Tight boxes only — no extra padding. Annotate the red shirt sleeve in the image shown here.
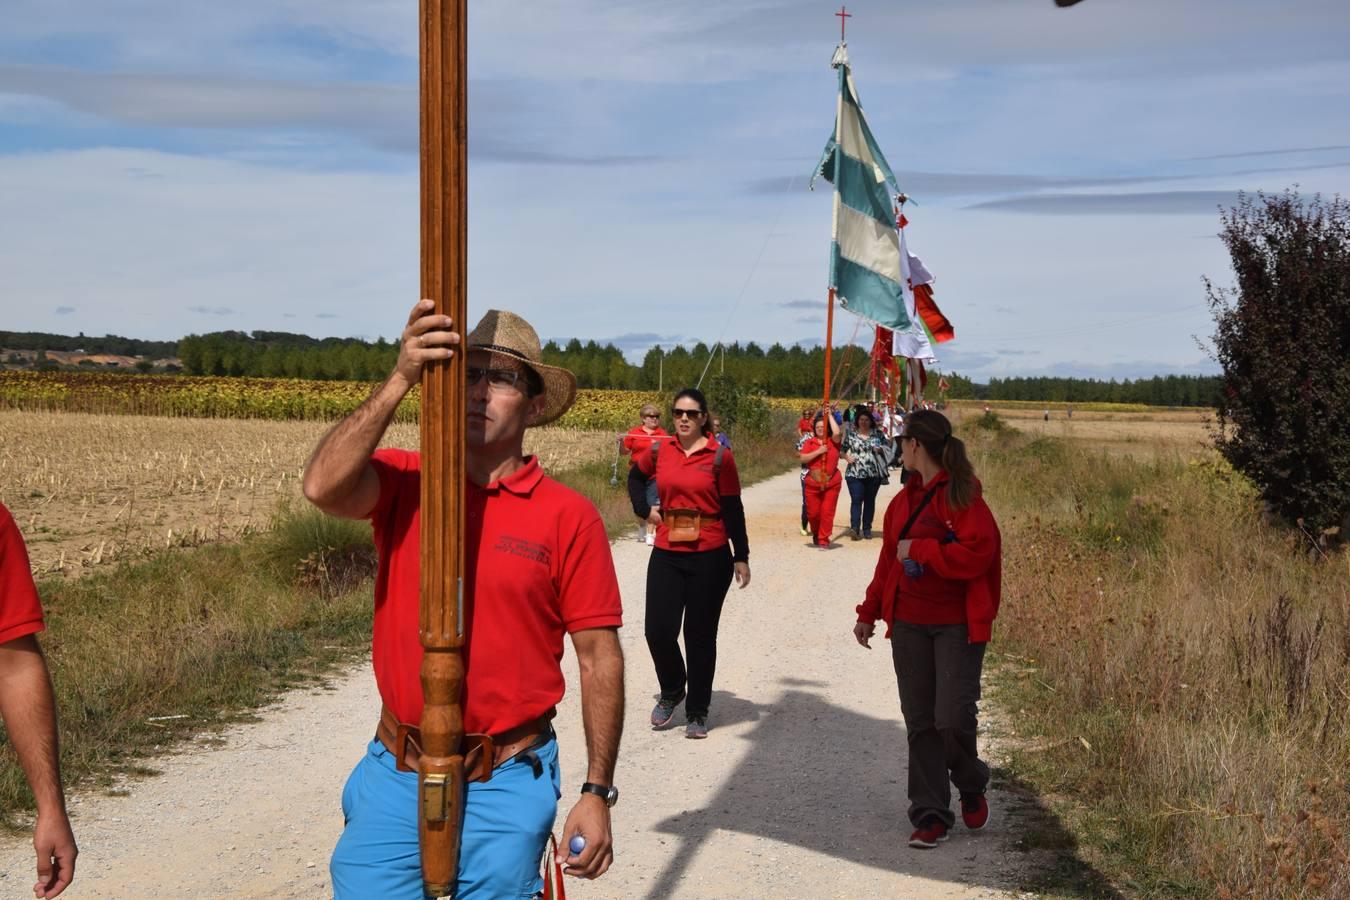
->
[0,505,45,645]
[906,496,1000,581]
[717,448,741,496]
[367,448,418,523]
[558,509,624,633]
[633,444,657,478]
[857,488,906,626]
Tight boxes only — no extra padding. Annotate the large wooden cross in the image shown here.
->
[417,0,467,897]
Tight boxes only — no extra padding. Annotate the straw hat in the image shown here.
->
[465,310,577,427]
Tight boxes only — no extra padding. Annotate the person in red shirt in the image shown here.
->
[852,409,1002,851]
[0,502,78,899]
[797,406,814,437]
[303,303,625,898]
[620,403,669,544]
[627,388,750,739]
[799,411,844,548]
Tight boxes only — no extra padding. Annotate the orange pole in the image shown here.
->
[823,286,836,413]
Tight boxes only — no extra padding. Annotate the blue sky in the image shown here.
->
[1,0,1347,380]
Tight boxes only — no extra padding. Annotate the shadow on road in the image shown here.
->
[645,681,1118,898]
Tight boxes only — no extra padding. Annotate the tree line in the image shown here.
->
[8,329,1221,407]
[0,330,178,359]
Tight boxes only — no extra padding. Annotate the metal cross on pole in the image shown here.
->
[835,4,852,42]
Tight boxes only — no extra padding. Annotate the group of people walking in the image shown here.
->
[796,403,897,545]
[0,302,1003,898]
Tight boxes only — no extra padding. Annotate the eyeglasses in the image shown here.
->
[670,408,704,419]
[466,366,530,395]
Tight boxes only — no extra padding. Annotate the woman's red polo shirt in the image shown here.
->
[633,439,741,553]
[622,426,668,457]
[366,450,623,734]
[0,502,44,645]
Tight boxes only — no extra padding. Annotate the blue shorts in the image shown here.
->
[331,737,561,899]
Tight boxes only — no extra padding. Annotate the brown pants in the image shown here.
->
[891,621,989,828]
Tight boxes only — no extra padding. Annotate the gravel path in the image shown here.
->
[1,468,1023,898]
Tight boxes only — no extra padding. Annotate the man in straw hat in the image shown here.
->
[303,301,625,898]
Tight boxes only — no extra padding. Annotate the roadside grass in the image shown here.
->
[965,423,1349,898]
[0,505,376,829]
[1,416,801,825]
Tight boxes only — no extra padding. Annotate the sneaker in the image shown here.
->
[685,715,708,739]
[635,526,645,542]
[650,692,685,728]
[960,793,990,831]
[799,524,811,536]
[908,818,949,849]
[863,529,873,539]
[849,528,861,541]
[645,531,655,546]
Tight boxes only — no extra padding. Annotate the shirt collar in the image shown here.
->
[479,456,543,496]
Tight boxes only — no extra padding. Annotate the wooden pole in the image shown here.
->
[418,0,467,896]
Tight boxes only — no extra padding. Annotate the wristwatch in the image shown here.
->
[580,782,619,808]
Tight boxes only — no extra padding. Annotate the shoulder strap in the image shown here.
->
[897,485,941,542]
[713,441,725,481]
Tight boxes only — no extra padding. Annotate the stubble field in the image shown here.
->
[0,410,617,576]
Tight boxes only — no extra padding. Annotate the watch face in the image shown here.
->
[606,786,619,808]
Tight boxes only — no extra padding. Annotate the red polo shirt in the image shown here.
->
[797,417,813,435]
[634,439,741,553]
[622,426,669,457]
[0,502,45,645]
[367,450,623,735]
[800,435,841,485]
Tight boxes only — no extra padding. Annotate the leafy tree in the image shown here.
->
[1208,190,1350,547]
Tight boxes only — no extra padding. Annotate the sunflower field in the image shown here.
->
[0,371,809,430]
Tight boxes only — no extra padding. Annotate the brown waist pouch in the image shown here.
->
[377,704,555,782]
[807,467,833,485]
[663,508,721,543]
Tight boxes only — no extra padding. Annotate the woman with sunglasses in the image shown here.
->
[852,410,1003,851]
[621,403,669,544]
[799,410,843,548]
[627,388,750,739]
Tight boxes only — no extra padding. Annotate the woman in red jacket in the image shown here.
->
[852,409,1002,851]
[799,411,843,548]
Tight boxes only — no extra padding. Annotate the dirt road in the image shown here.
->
[0,468,1023,898]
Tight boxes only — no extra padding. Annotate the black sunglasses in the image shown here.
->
[670,407,704,419]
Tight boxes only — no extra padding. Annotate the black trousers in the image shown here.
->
[645,545,734,719]
[891,621,990,827]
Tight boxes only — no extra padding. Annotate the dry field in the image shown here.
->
[951,404,1213,458]
[0,410,616,576]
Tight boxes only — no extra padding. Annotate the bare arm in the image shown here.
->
[0,635,76,898]
[573,627,624,786]
[302,299,459,519]
[556,627,624,879]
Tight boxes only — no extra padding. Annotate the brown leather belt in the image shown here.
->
[376,704,555,783]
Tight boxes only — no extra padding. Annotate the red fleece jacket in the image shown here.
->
[856,471,1003,643]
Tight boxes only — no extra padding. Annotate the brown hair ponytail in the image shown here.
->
[904,410,977,509]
